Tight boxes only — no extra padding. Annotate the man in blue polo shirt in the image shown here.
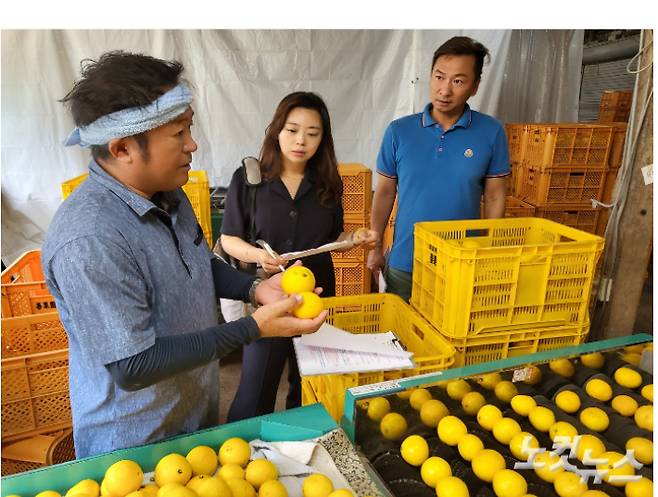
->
[368,36,510,301]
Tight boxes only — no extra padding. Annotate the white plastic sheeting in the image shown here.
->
[1,29,582,264]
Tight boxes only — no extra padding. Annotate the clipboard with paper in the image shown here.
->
[293,323,416,376]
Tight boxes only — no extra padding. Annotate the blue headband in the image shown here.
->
[63,84,193,148]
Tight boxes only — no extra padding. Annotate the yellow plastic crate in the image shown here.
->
[61,171,212,247]
[411,217,604,339]
[448,320,590,367]
[301,293,455,421]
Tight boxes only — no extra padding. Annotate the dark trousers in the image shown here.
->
[226,336,301,422]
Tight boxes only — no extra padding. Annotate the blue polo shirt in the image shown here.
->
[42,161,220,457]
[377,103,510,273]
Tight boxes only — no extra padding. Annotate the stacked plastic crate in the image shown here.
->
[1,251,75,475]
[598,90,633,123]
[332,164,373,296]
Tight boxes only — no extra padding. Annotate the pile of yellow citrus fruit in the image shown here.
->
[280,266,323,319]
[20,437,357,497]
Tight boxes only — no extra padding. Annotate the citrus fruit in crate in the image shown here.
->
[217,463,245,480]
[186,445,218,476]
[293,292,324,319]
[224,477,256,497]
[492,469,527,497]
[219,437,252,467]
[66,480,100,497]
[245,459,278,489]
[420,456,451,487]
[259,480,288,497]
[105,460,144,497]
[187,476,232,497]
[281,266,316,294]
[400,434,429,466]
[302,474,334,497]
[155,454,193,486]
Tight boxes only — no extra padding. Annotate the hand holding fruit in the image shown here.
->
[351,227,379,249]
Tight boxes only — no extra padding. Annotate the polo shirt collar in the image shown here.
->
[88,160,176,217]
[422,103,473,130]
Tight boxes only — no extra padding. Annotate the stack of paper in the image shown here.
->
[293,323,415,376]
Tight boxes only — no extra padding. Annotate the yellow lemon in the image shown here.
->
[66,480,100,497]
[509,432,539,461]
[281,266,315,294]
[555,390,581,413]
[186,445,218,476]
[155,454,193,487]
[224,478,256,497]
[532,451,564,483]
[461,391,486,415]
[472,449,506,482]
[579,407,609,432]
[380,412,407,440]
[409,388,433,410]
[302,474,334,497]
[36,493,62,497]
[523,366,543,386]
[259,480,288,497]
[245,459,277,490]
[511,395,537,416]
[640,383,652,402]
[492,469,527,497]
[553,471,588,497]
[100,480,110,497]
[575,434,607,462]
[625,477,653,497]
[477,404,503,431]
[293,292,324,319]
[420,456,451,488]
[634,404,653,430]
[435,476,470,497]
[157,484,184,497]
[437,415,467,446]
[458,434,484,462]
[621,353,641,366]
[396,389,413,399]
[624,344,645,354]
[596,451,635,487]
[141,486,159,497]
[366,397,390,422]
[493,417,522,445]
[611,395,639,416]
[187,477,231,497]
[626,437,653,465]
[446,380,472,401]
[327,491,353,497]
[580,352,605,369]
[550,359,575,377]
[105,460,144,497]
[495,381,519,403]
[549,421,578,443]
[400,435,429,466]
[528,406,556,432]
[478,372,502,390]
[585,378,613,402]
[420,399,449,427]
[581,492,610,497]
[614,367,643,389]
[218,437,252,467]
[217,463,245,480]
[157,487,195,497]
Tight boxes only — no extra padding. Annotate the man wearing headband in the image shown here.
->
[42,51,327,457]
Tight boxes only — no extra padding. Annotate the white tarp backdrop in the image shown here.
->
[1,29,583,264]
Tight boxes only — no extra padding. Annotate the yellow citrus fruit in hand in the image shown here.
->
[420,399,449,427]
[380,412,407,440]
[477,404,503,431]
[258,480,288,497]
[493,417,522,445]
[611,395,638,416]
[461,391,486,415]
[579,407,609,432]
[626,436,652,464]
[555,390,581,413]
[493,469,527,497]
[218,437,252,467]
[400,434,429,466]
[634,404,653,430]
[437,415,467,446]
[614,367,643,389]
[553,471,587,497]
[409,388,433,410]
[596,451,635,486]
[436,477,470,497]
[494,381,518,403]
[302,474,334,497]
[458,434,484,462]
[245,459,278,489]
[366,397,390,421]
[509,432,539,461]
[281,266,315,294]
[580,352,605,369]
[528,406,556,432]
[186,445,218,476]
[217,463,245,480]
[585,378,613,402]
[293,292,323,319]
[105,460,144,497]
[420,456,451,488]
[472,449,506,482]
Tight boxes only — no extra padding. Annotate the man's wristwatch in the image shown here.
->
[248,277,264,308]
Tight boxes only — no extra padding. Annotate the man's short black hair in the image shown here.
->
[60,51,185,162]
[431,36,490,81]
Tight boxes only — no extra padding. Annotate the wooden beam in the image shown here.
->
[592,30,653,339]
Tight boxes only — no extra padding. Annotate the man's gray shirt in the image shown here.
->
[42,161,220,457]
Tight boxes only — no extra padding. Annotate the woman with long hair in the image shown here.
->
[220,91,376,420]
